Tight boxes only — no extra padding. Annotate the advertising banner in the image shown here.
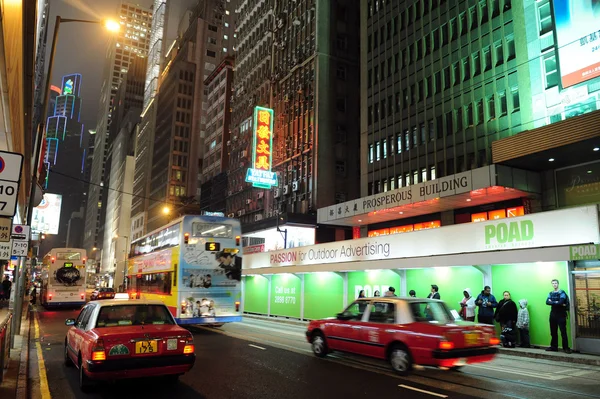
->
[31,193,62,234]
[178,216,242,319]
[554,0,600,87]
[246,206,600,269]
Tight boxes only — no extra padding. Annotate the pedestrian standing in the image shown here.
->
[475,286,498,325]
[516,299,530,348]
[460,288,476,321]
[546,279,571,353]
[2,276,11,301]
[408,290,416,297]
[427,284,440,299]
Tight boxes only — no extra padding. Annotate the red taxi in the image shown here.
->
[306,297,499,374]
[64,299,196,392]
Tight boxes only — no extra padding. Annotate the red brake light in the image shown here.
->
[80,293,85,300]
[48,293,52,300]
[489,337,501,345]
[92,339,106,361]
[184,233,190,244]
[439,341,454,350]
[235,301,240,312]
[183,336,194,354]
[82,257,86,265]
[51,257,55,264]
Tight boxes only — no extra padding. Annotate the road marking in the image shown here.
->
[468,363,571,380]
[399,384,448,398]
[34,314,52,399]
[249,344,266,350]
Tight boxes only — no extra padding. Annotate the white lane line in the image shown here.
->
[399,384,448,398]
[249,344,267,350]
[468,363,567,380]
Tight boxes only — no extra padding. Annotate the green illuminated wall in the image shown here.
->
[304,273,344,319]
[347,270,401,303]
[406,266,484,315]
[270,274,301,318]
[491,262,570,348]
[243,275,269,314]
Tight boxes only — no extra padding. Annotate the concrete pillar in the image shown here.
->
[299,274,305,320]
[473,265,492,290]
[398,269,407,296]
[240,276,245,313]
[334,272,349,307]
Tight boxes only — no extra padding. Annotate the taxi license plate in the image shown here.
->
[135,340,158,354]
[464,333,479,345]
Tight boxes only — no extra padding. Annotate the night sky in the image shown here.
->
[47,0,153,132]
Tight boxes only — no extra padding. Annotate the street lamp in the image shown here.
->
[13,15,119,347]
[162,206,171,215]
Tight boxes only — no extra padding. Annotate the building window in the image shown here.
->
[430,166,436,180]
[460,12,468,36]
[480,0,489,24]
[336,97,347,112]
[511,87,520,112]
[405,173,411,186]
[538,1,553,35]
[499,91,507,115]
[390,177,395,190]
[476,99,484,125]
[466,103,474,126]
[397,175,403,188]
[382,138,388,158]
[488,94,496,120]
[383,179,388,192]
[544,53,559,89]
[462,57,471,81]
[369,144,374,163]
[473,51,481,76]
[495,41,503,66]
[483,46,492,71]
[506,35,515,61]
[206,50,216,57]
[420,123,426,144]
[412,126,418,147]
[405,130,410,150]
[336,35,348,50]
[376,141,381,161]
[421,168,428,182]
[470,6,478,30]
[397,133,402,153]
[413,170,419,185]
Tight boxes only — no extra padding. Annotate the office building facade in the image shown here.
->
[85,1,151,257]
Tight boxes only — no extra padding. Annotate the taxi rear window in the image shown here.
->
[96,304,175,328]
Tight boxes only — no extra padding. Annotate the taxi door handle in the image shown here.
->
[352,326,362,330]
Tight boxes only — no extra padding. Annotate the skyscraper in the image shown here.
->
[37,74,86,253]
[84,1,152,256]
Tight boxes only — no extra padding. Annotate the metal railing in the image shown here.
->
[0,312,12,384]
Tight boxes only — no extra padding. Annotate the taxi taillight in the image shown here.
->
[489,337,501,345]
[439,340,454,350]
[92,339,106,361]
[80,293,85,300]
[183,337,195,354]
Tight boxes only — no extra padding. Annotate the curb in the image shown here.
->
[243,314,600,366]
[498,347,600,366]
[15,305,30,399]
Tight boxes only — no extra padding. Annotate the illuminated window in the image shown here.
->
[382,138,387,158]
[376,141,381,161]
[543,53,558,89]
[507,206,525,217]
[511,87,520,112]
[413,170,419,184]
[397,175,402,188]
[538,2,553,36]
[471,212,488,222]
[97,202,102,208]
[405,173,410,186]
[383,179,388,192]
[489,209,506,220]
[430,166,436,180]
[369,144,374,163]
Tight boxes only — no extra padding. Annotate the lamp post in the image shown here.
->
[11,16,120,347]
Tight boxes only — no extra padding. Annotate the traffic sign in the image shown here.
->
[0,150,23,217]
[11,224,30,241]
[0,241,11,260]
[11,240,28,257]
[0,217,11,242]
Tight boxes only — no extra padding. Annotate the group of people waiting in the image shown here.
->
[355,279,571,353]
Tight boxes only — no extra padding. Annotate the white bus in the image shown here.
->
[40,248,87,308]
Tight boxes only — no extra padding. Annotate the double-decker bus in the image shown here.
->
[40,248,87,307]
[127,215,242,325]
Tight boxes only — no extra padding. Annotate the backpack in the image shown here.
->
[563,291,570,311]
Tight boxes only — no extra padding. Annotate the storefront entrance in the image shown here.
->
[572,260,600,355]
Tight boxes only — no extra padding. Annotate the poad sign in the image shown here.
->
[245,106,278,189]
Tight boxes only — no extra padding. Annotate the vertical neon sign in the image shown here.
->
[245,106,278,188]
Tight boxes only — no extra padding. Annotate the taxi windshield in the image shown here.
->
[409,301,454,324]
[95,304,175,328]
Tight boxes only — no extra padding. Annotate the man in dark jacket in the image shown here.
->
[475,286,497,325]
[2,276,11,301]
[427,284,440,299]
[546,279,571,354]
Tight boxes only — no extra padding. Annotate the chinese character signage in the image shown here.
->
[554,1,600,88]
[245,106,278,189]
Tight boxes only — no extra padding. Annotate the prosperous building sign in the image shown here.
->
[245,107,278,189]
[554,1,600,88]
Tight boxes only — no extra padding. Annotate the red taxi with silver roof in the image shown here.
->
[306,297,499,374]
[64,299,195,392]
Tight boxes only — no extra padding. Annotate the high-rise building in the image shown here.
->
[200,56,234,213]
[38,74,86,253]
[84,1,152,257]
[144,0,236,232]
[100,56,146,284]
[228,0,361,242]
[317,0,600,237]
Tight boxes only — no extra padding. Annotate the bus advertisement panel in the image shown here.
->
[177,216,242,324]
[40,248,87,307]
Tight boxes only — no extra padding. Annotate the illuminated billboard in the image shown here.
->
[554,1,600,88]
[245,106,278,189]
[31,193,63,235]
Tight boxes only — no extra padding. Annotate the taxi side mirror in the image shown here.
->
[65,319,76,326]
[336,312,351,321]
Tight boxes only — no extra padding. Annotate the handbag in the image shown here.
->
[495,300,507,322]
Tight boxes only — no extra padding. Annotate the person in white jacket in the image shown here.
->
[460,288,476,321]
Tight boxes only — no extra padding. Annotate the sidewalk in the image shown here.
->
[243,314,600,366]
[0,302,30,399]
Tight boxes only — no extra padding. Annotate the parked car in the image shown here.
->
[64,300,196,392]
[90,288,115,301]
[306,297,499,374]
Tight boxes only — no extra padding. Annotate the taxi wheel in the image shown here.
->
[311,332,328,358]
[78,357,93,392]
[64,341,73,367]
[450,366,464,371]
[389,344,412,375]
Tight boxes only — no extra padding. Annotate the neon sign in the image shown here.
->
[245,106,278,188]
[63,79,74,95]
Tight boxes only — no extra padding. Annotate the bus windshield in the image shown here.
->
[191,223,233,238]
